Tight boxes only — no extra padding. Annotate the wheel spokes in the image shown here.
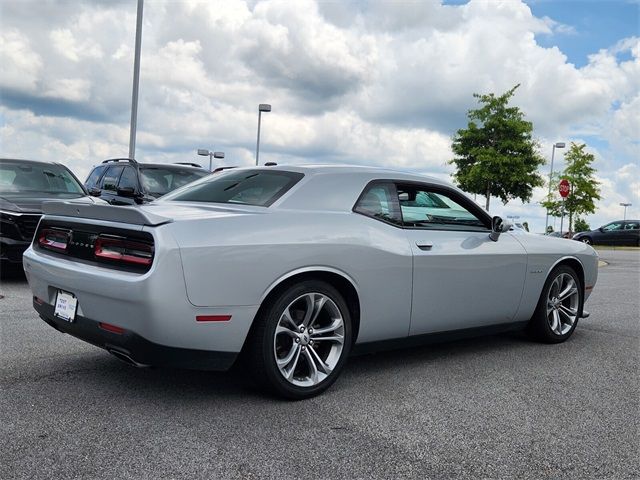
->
[273,291,345,387]
[302,294,327,328]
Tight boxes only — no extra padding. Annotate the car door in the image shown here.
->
[395,182,528,336]
[98,165,124,204]
[597,221,625,245]
[623,221,640,246]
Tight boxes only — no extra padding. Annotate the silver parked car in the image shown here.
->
[23,165,598,398]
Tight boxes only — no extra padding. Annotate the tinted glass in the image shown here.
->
[398,185,486,230]
[85,165,106,189]
[118,167,138,191]
[0,160,85,194]
[354,182,402,225]
[140,167,208,196]
[603,222,624,232]
[163,169,303,207]
[101,166,124,192]
[624,222,639,230]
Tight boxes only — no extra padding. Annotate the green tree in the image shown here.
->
[450,84,545,211]
[541,142,601,233]
[574,217,590,232]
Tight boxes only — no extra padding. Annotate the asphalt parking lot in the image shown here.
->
[1,249,638,479]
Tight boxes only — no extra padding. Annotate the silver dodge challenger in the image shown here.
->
[23,165,598,399]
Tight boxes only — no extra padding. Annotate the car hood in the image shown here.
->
[0,192,95,213]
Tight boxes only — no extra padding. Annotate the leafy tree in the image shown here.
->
[541,142,601,233]
[450,84,545,210]
[574,218,590,232]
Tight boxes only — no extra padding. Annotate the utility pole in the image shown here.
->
[128,0,144,159]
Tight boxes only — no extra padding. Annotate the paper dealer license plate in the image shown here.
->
[54,290,78,322]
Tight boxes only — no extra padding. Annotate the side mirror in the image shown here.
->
[88,187,101,197]
[489,216,512,242]
[117,186,136,198]
[598,227,604,232]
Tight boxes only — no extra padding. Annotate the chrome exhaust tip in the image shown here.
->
[107,348,150,368]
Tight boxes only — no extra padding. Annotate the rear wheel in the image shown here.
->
[528,265,583,343]
[247,280,352,399]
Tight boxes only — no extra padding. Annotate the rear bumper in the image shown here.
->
[34,299,237,370]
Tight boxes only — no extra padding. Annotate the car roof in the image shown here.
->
[0,158,69,169]
[233,163,450,186]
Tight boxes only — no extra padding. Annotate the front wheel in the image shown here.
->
[528,265,583,343]
[247,280,352,399]
[580,237,592,245]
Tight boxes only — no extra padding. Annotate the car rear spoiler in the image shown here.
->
[41,201,172,226]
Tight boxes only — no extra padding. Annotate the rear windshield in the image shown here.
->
[140,167,209,196]
[0,161,85,194]
[162,169,304,207]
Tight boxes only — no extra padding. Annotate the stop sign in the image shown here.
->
[559,179,570,198]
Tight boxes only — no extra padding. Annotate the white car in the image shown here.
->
[23,165,598,398]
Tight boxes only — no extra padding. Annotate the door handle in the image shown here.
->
[416,242,433,250]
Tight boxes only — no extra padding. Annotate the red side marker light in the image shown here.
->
[196,315,232,322]
[99,322,126,334]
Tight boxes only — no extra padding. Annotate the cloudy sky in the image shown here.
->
[1,0,638,232]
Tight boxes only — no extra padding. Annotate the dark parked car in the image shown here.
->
[0,158,100,264]
[573,220,640,246]
[85,158,209,205]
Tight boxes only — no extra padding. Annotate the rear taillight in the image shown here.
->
[94,235,154,266]
[38,228,70,253]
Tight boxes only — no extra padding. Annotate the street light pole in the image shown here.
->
[545,142,565,232]
[128,0,144,160]
[197,149,224,171]
[255,104,271,166]
[620,202,632,221]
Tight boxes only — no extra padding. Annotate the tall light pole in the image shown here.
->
[255,103,271,165]
[128,0,144,160]
[544,142,566,232]
[197,149,225,171]
[620,202,632,221]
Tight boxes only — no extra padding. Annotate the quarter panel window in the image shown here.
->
[354,182,402,226]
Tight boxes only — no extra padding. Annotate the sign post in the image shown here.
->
[559,179,570,236]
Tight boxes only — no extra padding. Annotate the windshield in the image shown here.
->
[162,169,304,207]
[0,161,85,195]
[140,167,209,196]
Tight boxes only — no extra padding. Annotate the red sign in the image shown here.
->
[559,179,570,198]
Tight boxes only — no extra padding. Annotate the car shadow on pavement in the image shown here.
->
[11,331,531,402]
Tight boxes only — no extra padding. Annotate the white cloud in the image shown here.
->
[0,29,42,91]
[0,0,637,231]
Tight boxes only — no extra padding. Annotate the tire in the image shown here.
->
[246,280,352,399]
[580,237,592,245]
[528,265,583,343]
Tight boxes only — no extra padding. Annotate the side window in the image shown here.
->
[118,167,138,191]
[85,165,106,189]
[603,222,624,232]
[625,222,639,230]
[354,182,402,226]
[100,166,124,192]
[397,184,488,231]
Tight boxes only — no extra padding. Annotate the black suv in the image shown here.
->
[1,158,93,264]
[85,158,209,205]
